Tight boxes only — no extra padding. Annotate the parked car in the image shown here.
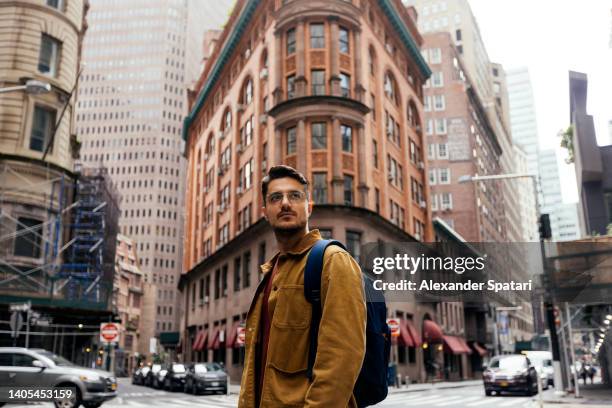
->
[131,366,150,386]
[163,363,187,391]
[153,366,168,389]
[483,354,539,396]
[184,362,227,395]
[144,364,162,387]
[523,351,554,388]
[0,347,117,408]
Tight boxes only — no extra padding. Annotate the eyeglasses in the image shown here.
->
[266,190,306,205]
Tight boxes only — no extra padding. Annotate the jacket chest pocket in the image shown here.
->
[271,285,311,329]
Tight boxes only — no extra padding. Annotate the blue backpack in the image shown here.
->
[304,239,391,407]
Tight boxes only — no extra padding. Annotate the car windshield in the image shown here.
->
[194,363,222,373]
[151,364,161,372]
[35,351,74,367]
[489,356,527,370]
[172,364,186,373]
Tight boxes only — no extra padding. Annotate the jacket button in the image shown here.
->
[273,286,278,291]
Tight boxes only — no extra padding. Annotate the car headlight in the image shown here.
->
[79,375,100,382]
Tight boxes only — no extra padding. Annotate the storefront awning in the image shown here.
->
[226,322,241,348]
[443,335,470,354]
[397,320,415,347]
[405,319,422,347]
[471,342,488,356]
[211,326,225,350]
[423,319,444,343]
[193,330,208,352]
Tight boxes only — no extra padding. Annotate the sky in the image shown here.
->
[469,0,612,203]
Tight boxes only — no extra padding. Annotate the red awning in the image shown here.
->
[405,319,422,347]
[397,320,415,347]
[226,322,241,348]
[194,330,208,352]
[210,327,223,350]
[471,342,488,356]
[456,337,472,354]
[443,335,469,354]
[423,319,444,343]
[192,331,203,351]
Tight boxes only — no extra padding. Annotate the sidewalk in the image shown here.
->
[539,383,612,406]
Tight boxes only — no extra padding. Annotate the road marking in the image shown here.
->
[498,398,529,406]
[466,397,499,406]
[434,396,483,406]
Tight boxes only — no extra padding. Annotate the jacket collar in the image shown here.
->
[259,229,322,275]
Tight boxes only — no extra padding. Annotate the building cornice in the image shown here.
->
[183,0,430,143]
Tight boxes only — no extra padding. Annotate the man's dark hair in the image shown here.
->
[261,165,309,203]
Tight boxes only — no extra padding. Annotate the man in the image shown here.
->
[238,165,366,408]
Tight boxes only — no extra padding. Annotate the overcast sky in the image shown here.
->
[469,0,612,203]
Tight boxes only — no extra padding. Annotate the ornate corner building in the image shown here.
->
[180,0,451,383]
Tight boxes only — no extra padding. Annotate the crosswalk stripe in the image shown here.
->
[466,397,498,406]
[434,396,483,406]
[498,398,528,406]
[384,392,424,401]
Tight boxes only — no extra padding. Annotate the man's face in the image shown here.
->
[262,177,312,232]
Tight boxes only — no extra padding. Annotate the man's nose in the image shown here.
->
[280,195,292,207]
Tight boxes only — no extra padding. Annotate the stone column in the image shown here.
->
[328,16,341,97]
[273,31,283,104]
[296,119,307,174]
[295,19,307,97]
[331,117,344,204]
[356,124,369,207]
[353,28,365,103]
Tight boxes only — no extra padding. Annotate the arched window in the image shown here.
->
[205,133,215,155]
[368,46,376,76]
[261,49,268,69]
[222,108,232,132]
[407,99,419,128]
[242,78,253,104]
[384,72,398,105]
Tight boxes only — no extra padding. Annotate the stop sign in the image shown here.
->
[386,318,400,337]
[237,325,246,346]
[100,323,121,344]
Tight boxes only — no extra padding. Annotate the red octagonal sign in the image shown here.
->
[100,323,121,344]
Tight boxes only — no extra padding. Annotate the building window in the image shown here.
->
[243,251,251,289]
[311,70,325,95]
[310,23,325,48]
[341,125,352,153]
[46,0,64,10]
[423,96,431,112]
[243,79,253,104]
[233,257,241,292]
[438,143,448,159]
[311,122,327,149]
[287,28,296,54]
[286,127,296,154]
[384,72,397,104]
[441,193,453,210]
[429,48,442,64]
[375,188,380,213]
[319,229,333,239]
[439,168,450,184]
[455,29,462,41]
[343,175,353,205]
[429,169,437,185]
[346,230,361,262]
[372,139,378,168]
[369,47,376,75]
[432,72,444,87]
[339,27,349,53]
[313,172,327,204]
[223,109,232,132]
[426,119,434,135]
[435,118,447,134]
[287,75,296,99]
[38,34,60,76]
[433,95,446,111]
[14,218,43,258]
[340,73,350,98]
[30,105,56,152]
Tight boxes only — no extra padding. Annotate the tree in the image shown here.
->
[559,125,574,164]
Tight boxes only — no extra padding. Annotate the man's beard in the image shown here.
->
[272,219,306,235]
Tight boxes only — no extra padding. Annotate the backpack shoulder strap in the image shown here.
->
[304,239,346,380]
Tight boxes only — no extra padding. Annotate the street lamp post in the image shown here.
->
[0,79,51,95]
[459,173,565,395]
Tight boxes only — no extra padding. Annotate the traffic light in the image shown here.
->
[539,214,552,240]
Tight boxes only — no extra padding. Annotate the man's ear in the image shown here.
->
[261,205,268,221]
[307,200,313,217]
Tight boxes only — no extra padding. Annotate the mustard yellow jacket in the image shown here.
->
[238,229,366,408]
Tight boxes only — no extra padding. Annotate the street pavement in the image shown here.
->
[4,379,609,407]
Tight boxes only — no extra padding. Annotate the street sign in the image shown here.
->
[9,312,23,338]
[149,337,157,354]
[387,318,400,338]
[100,322,121,344]
[9,302,30,312]
[237,325,246,346]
